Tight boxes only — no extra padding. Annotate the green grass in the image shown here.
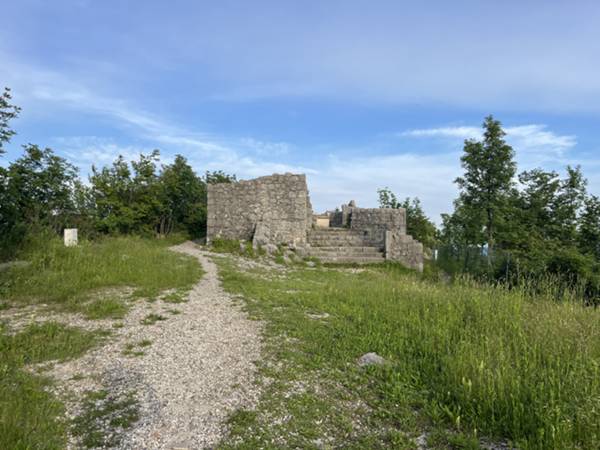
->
[0,235,203,313]
[0,235,203,448]
[140,313,167,325]
[122,339,152,357]
[71,389,139,448]
[81,296,129,320]
[215,256,600,449]
[0,322,103,450]
[211,237,265,258]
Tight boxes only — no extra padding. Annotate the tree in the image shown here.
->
[205,170,236,184]
[0,145,80,256]
[455,115,516,257]
[90,150,165,235]
[160,155,207,237]
[579,195,600,260]
[0,87,21,155]
[377,187,400,209]
[90,155,136,234]
[377,187,438,249]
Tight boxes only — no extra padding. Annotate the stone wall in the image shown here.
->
[207,173,311,246]
[332,202,423,270]
[385,231,424,271]
[348,207,406,246]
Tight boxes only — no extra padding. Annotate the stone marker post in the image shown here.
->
[64,228,78,247]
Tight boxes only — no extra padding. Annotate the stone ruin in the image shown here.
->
[207,173,424,271]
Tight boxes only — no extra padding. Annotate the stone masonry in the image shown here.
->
[207,174,312,247]
[207,173,424,271]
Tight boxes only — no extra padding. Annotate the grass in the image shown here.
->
[0,234,203,448]
[141,313,167,325]
[71,389,139,448]
[215,256,600,449]
[0,235,203,314]
[211,237,266,258]
[82,296,129,320]
[0,322,103,450]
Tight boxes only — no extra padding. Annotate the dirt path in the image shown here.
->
[51,242,263,449]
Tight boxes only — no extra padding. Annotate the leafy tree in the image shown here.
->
[160,155,207,237]
[90,155,136,234]
[377,187,400,209]
[0,87,21,155]
[455,115,516,257]
[377,187,438,249]
[90,150,165,235]
[0,145,79,257]
[579,195,600,260]
[205,170,236,184]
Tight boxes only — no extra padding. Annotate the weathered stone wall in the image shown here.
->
[207,173,311,246]
[348,207,406,246]
[385,231,424,271]
[332,203,423,271]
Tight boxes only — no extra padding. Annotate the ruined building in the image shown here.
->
[207,173,424,271]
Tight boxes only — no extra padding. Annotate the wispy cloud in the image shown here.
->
[401,124,577,161]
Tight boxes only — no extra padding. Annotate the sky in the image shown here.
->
[2,0,600,222]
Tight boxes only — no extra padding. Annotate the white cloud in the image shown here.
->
[401,127,481,140]
[307,151,460,222]
[402,124,577,163]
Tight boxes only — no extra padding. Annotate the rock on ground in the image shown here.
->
[357,352,386,367]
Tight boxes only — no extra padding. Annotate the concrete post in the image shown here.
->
[64,228,78,247]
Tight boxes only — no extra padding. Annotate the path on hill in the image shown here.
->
[120,241,263,449]
[50,241,262,450]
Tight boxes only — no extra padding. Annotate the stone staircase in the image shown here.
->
[307,228,385,264]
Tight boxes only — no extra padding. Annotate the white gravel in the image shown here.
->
[48,241,263,449]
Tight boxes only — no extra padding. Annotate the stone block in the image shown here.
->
[64,228,78,247]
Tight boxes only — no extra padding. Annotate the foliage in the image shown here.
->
[160,155,207,237]
[440,116,600,302]
[0,87,21,155]
[0,145,81,259]
[377,187,438,249]
[578,194,600,260]
[216,256,600,450]
[454,115,516,255]
[205,169,237,184]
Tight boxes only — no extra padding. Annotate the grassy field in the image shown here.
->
[215,257,600,449]
[0,235,203,450]
[0,235,202,315]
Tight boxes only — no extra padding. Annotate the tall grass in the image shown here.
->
[0,235,202,309]
[218,259,600,449]
[0,322,103,449]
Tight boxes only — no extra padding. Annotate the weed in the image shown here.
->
[162,290,188,304]
[140,313,167,325]
[82,296,130,320]
[71,389,139,448]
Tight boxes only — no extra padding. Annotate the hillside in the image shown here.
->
[2,238,599,449]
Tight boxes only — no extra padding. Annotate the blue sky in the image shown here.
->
[2,0,600,221]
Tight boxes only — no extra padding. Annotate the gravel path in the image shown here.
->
[49,242,263,449]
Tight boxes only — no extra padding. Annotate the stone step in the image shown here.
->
[309,228,362,233]
[308,239,372,247]
[308,246,383,255]
[316,255,385,264]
